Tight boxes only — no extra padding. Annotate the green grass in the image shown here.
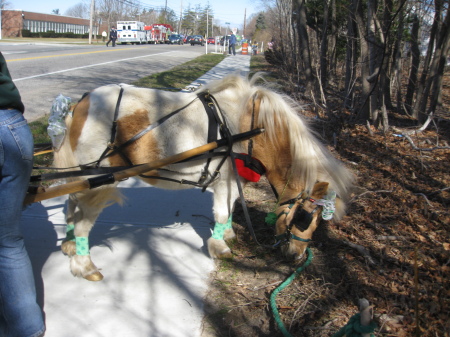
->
[29,117,52,168]
[29,117,51,144]
[132,53,226,90]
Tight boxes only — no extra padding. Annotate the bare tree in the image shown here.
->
[411,0,443,121]
[354,0,371,122]
[65,3,89,19]
[426,6,450,116]
[294,0,316,95]
[0,0,11,9]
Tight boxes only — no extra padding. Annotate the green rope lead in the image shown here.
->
[270,247,314,337]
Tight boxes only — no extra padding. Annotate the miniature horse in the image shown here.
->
[53,74,354,281]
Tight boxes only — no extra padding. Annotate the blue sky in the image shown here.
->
[10,0,265,31]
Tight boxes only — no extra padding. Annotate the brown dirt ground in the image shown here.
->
[200,69,450,336]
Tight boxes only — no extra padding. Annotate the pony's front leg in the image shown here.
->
[207,182,238,259]
[207,215,235,259]
[62,193,105,281]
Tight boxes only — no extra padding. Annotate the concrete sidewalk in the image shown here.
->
[22,54,251,337]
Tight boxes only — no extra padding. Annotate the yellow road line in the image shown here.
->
[8,48,130,62]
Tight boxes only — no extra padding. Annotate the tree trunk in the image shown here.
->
[295,0,316,94]
[427,6,450,115]
[344,2,357,109]
[354,0,371,121]
[412,0,442,120]
[381,0,394,110]
[367,0,379,123]
[405,14,420,113]
[320,0,330,87]
[329,0,337,77]
[393,5,404,113]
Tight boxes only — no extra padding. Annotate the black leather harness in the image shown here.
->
[31,88,265,189]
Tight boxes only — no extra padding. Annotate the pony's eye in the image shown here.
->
[294,209,313,231]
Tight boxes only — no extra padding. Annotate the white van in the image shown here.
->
[117,21,148,44]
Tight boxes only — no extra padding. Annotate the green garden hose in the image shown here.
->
[270,247,313,337]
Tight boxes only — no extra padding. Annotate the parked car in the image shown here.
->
[184,35,192,43]
[207,37,215,44]
[189,35,205,46]
[167,34,184,44]
[220,35,231,46]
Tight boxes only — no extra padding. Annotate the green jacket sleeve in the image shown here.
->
[0,52,25,113]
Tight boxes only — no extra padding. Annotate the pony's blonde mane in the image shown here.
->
[200,74,354,206]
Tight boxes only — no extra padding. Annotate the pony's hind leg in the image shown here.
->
[61,194,78,257]
[69,195,104,281]
[64,187,120,281]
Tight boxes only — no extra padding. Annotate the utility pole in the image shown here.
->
[178,0,182,33]
[205,10,208,54]
[164,0,168,23]
[243,8,246,39]
[89,0,94,44]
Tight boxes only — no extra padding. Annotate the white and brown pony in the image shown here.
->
[53,74,354,281]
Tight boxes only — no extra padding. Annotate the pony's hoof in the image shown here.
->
[217,250,233,260]
[84,271,104,282]
[207,238,233,259]
[61,240,76,257]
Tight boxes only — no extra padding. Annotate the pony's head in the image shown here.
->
[272,182,344,261]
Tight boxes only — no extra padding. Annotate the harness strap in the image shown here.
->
[95,89,199,168]
[197,92,231,191]
[275,232,312,243]
[197,92,224,187]
[96,86,124,167]
[110,87,124,145]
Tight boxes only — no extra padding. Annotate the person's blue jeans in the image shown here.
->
[0,109,45,337]
[229,43,236,55]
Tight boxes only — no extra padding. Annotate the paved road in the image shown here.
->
[1,42,208,122]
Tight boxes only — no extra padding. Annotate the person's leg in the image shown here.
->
[112,38,116,47]
[106,38,110,46]
[0,110,45,337]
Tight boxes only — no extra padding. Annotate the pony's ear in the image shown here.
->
[311,182,329,199]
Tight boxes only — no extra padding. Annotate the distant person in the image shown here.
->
[229,32,237,56]
[0,52,46,337]
[252,41,258,55]
[102,30,107,42]
[106,26,118,47]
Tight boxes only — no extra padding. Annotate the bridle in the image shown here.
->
[273,192,321,248]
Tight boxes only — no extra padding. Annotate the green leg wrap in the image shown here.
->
[212,215,233,240]
[65,224,75,242]
[75,236,90,256]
